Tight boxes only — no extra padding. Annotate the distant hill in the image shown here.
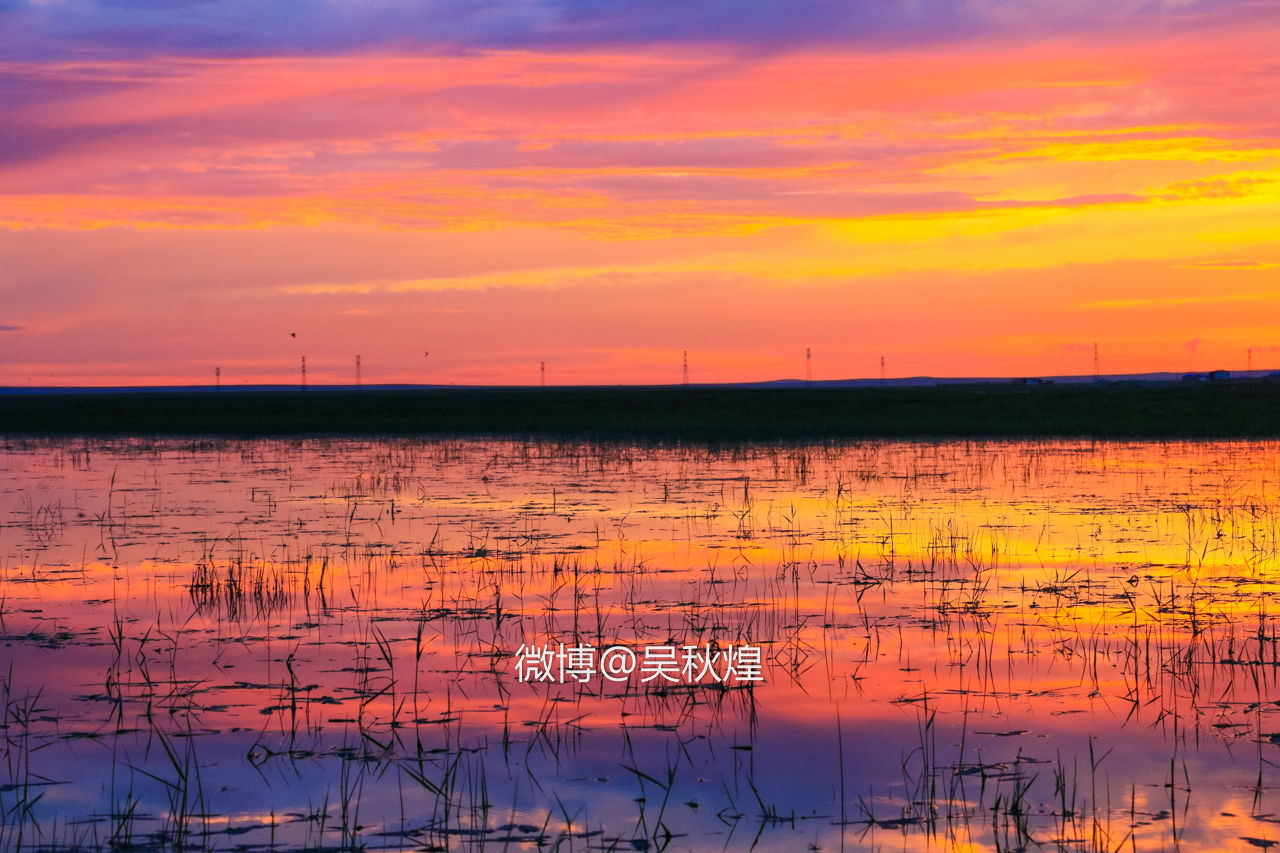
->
[0,369,1264,395]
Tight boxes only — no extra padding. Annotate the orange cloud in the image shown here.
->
[3,22,1280,384]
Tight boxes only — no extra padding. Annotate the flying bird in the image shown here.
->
[290,332,296,338]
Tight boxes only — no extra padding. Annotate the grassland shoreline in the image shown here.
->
[3,382,1279,439]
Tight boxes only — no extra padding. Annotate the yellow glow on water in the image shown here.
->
[6,437,1280,850]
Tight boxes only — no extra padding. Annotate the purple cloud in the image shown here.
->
[1,0,1273,60]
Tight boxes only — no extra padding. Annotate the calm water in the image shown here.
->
[3,437,1280,851]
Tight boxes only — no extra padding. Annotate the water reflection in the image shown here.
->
[2,438,1280,850]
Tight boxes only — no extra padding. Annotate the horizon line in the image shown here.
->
[0,367,1267,394]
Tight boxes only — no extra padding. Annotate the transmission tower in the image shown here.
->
[682,351,689,386]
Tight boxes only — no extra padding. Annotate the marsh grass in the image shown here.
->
[2,437,1280,849]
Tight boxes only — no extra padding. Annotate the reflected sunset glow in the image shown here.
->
[3,438,1280,849]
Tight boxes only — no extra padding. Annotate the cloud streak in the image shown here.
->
[1,1,1279,384]
[1,0,1273,59]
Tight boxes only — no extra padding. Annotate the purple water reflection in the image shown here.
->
[2,438,1280,850]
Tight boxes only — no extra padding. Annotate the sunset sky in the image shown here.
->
[2,0,1279,386]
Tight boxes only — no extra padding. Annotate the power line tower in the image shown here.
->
[805,347,812,382]
[355,355,361,387]
[880,355,885,387]
[301,356,307,389]
[682,350,689,386]
[1093,343,1100,380]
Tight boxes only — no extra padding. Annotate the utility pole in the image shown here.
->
[1249,347,1254,374]
[880,355,885,387]
[805,347,812,382]
[682,351,689,386]
[301,356,307,389]
[355,355,361,387]
[1093,343,1100,380]
[540,361,546,387]
[215,366,220,388]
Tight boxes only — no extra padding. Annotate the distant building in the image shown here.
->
[1208,369,1231,382]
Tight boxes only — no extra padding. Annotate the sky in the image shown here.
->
[1,0,1279,386]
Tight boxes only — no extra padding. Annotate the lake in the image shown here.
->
[2,437,1279,851]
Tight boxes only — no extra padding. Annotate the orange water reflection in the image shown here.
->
[3,438,1280,850]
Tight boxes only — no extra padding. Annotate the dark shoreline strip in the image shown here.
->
[2,384,1278,440]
